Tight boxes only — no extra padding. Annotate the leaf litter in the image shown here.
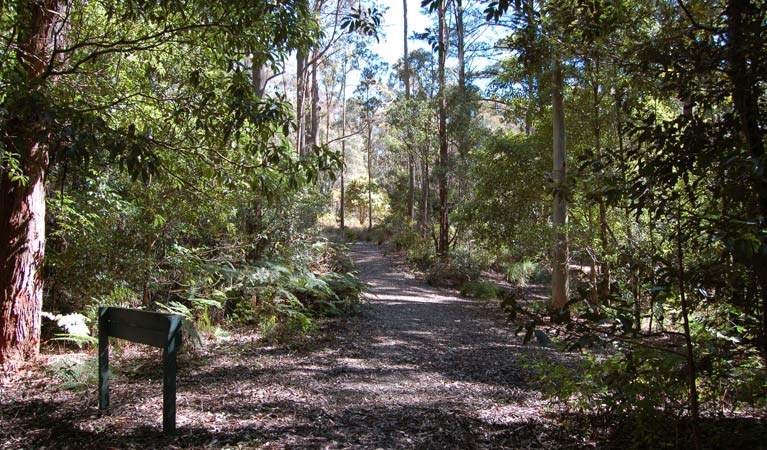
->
[2,241,589,449]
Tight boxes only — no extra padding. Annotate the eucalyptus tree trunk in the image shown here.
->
[252,61,270,98]
[421,115,431,239]
[339,56,348,230]
[367,119,373,231]
[437,0,449,256]
[421,156,430,237]
[589,56,610,302]
[1,0,64,368]
[309,46,321,149]
[551,55,569,311]
[404,0,415,223]
[455,0,465,91]
[296,50,308,155]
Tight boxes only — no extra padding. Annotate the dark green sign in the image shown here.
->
[98,307,183,434]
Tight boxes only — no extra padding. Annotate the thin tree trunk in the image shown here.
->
[340,55,348,230]
[367,120,373,231]
[588,208,599,306]
[404,0,415,223]
[296,50,307,155]
[455,0,465,91]
[437,0,449,256]
[592,57,610,302]
[525,70,535,136]
[421,146,430,239]
[676,206,702,450]
[551,55,569,311]
[309,46,320,149]
[252,61,270,98]
[524,0,536,137]
[1,0,64,368]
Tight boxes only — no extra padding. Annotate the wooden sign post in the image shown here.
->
[98,307,183,434]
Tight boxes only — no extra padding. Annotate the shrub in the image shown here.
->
[506,260,540,286]
[427,259,472,288]
[223,258,364,334]
[460,281,498,300]
[47,355,99,391]
[407,238,435,270]
[390,226,420,253]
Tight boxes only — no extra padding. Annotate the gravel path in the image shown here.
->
[302,241,551,448]
[1,241,558,449]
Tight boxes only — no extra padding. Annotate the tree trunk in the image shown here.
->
[525,70,535,136]
[437,0,449,256]
[551,55,569,311]
[0,140,47,368]
[296,50,308,156]
[367,120,373,231]
[404,0,415,223]
[309,46,321,150]
[725,0,767,359]
[591,58,610,302]
[252,61,270,98]
[1,0,64,368]
[676,207,702,450]
[421,145,430,239]
[455,0,465,91]
[339,56,348,230]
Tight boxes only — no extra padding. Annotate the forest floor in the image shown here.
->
[4,242,761,449]
[1,241,578,449]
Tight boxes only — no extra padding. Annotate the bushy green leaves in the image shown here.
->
[340,6,383,42]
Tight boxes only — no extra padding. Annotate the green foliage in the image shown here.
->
[2,0,357,356]
[0,150,27,186]
[384,218,421,252]
[505,260,541,287]
[340,6,383,42]
[47,356,99,391]
[460,281,498,300]
[530,348,691,448]
[219,240,364,335]
[155,298,221,350]
[426,249,488,288]
[406,238,436,269]
[455,132,550,261]
[344,177,388,227]
[319,272,366,315]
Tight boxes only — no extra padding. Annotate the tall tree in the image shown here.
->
[0,0,321,368]
[550,54,568,310]
[0,0,65,366]
[437,0,450,256]
[339,53,349,229]
[404,0,416,223]
[354,62,385,230]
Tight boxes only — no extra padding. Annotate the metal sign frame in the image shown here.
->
[98,306,183,434]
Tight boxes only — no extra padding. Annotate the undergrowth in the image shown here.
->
[45,238,365,350]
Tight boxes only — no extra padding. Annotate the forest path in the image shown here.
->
[197,240,549,448]
[1,242,559,449]
[298,240,549,448]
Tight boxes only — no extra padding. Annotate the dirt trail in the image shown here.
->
[1,242,557,449]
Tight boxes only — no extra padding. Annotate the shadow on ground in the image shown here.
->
[2,242,765,449]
